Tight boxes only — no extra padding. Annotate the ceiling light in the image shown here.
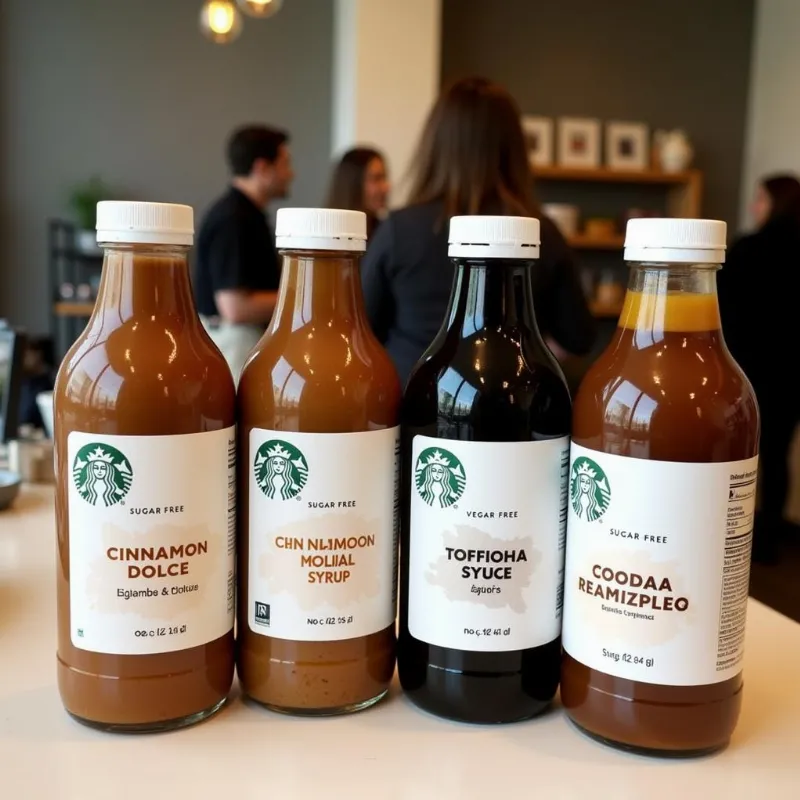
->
[199,1,243,44]
[237,0,283,18]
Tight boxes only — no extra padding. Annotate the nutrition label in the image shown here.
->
[716,466,758,673]
[557,446,569,615]
[227,434,236,617]
[391,433,401,609]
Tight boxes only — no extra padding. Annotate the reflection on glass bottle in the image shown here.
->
[561,218,760,756]
[399,216,571,724]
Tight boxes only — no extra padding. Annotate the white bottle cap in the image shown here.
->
[275,208,367,252]
[96,201,194,246]
[448,216,541,259]
[624,218,727,264]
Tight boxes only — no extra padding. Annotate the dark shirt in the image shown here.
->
[367,213,382,241]
[718,215,800,413]
[193,187,280,318]
[360,201,596,384]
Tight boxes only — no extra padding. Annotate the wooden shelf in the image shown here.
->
[568,234,624,250]
[533,166,700,184]
[590,300,624,319]
[54,301,94,317]
[534,165,703,222]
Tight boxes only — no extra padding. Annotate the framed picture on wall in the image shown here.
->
[557,117,601,169]
[606,121,649,171]
[522,116,554,168]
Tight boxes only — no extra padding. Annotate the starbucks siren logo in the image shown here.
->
[254,439,308,500]
[415,447,466,508]
[73,444,133,507]
[570,456,611,522]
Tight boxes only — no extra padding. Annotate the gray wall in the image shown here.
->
[740,0,800,226]
[442,0,755,232]
[0,0,333,333]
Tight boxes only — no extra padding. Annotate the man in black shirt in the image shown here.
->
[194,125,294,381]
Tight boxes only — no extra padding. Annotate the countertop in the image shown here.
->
[1,485,799,799]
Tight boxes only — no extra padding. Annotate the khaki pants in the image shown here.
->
[200,317,263,385]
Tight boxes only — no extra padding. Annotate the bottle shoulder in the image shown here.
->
[238,323,401,432]
[574,333,759,461]
[55,319,235,428]
[403,330,571,436]
[241,323,401,391]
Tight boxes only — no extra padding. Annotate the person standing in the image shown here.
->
[719,173,800,563]
[325,147,391,238]
[194,125,294,382]
[360,77,595,387]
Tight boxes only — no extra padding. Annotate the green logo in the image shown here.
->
[254,439,308,500]
[415,447,466,508]
[570,456,611,522]
[73,444,133,507]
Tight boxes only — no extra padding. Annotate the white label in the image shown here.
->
[562,442,758,686]
[247,427,399,641]
[408,435,569,652]
[68,428,235,655]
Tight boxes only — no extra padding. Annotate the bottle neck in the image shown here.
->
[93,244,197,322]
[618,263,722,346]
[270,251,369,332]
[446,259,540,338]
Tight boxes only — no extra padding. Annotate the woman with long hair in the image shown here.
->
[360,76,595,385]
[719,173,800,563]
[325,147,390,238]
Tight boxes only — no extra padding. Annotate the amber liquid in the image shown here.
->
[237,251,401,714]
[54,247,236,731]
[561,274,759,755]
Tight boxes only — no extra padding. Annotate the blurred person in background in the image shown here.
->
[749,174,800,230]
[720,173,800,564]
[360,76,595,386]
[194,124,294,382]
[326,147,390,238]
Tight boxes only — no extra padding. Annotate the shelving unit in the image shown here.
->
[588,300,623,319]
[48,220,102,359]
[535,165,699,184]
[534,166,703,223]
[568,233,625,250]
[533,166,703,321]
[53,301,96,317]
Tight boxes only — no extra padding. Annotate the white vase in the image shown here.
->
[542,203,579,239]
[658,130,693,173]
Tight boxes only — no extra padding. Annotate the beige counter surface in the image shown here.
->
[1,485,799,799]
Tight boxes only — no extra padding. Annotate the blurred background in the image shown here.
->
[5,0,795,343]
[0,0,800,340]
[1,0,799,602]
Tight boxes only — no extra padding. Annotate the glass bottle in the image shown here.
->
[237,208,401,715]
[54,201,236,732]
[398,216,571,723]
[561,218,760,755]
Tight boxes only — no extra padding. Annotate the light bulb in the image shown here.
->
[237,0,283,18]
[199,0,243,44]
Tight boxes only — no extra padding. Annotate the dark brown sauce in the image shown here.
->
[398,257,569,723]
